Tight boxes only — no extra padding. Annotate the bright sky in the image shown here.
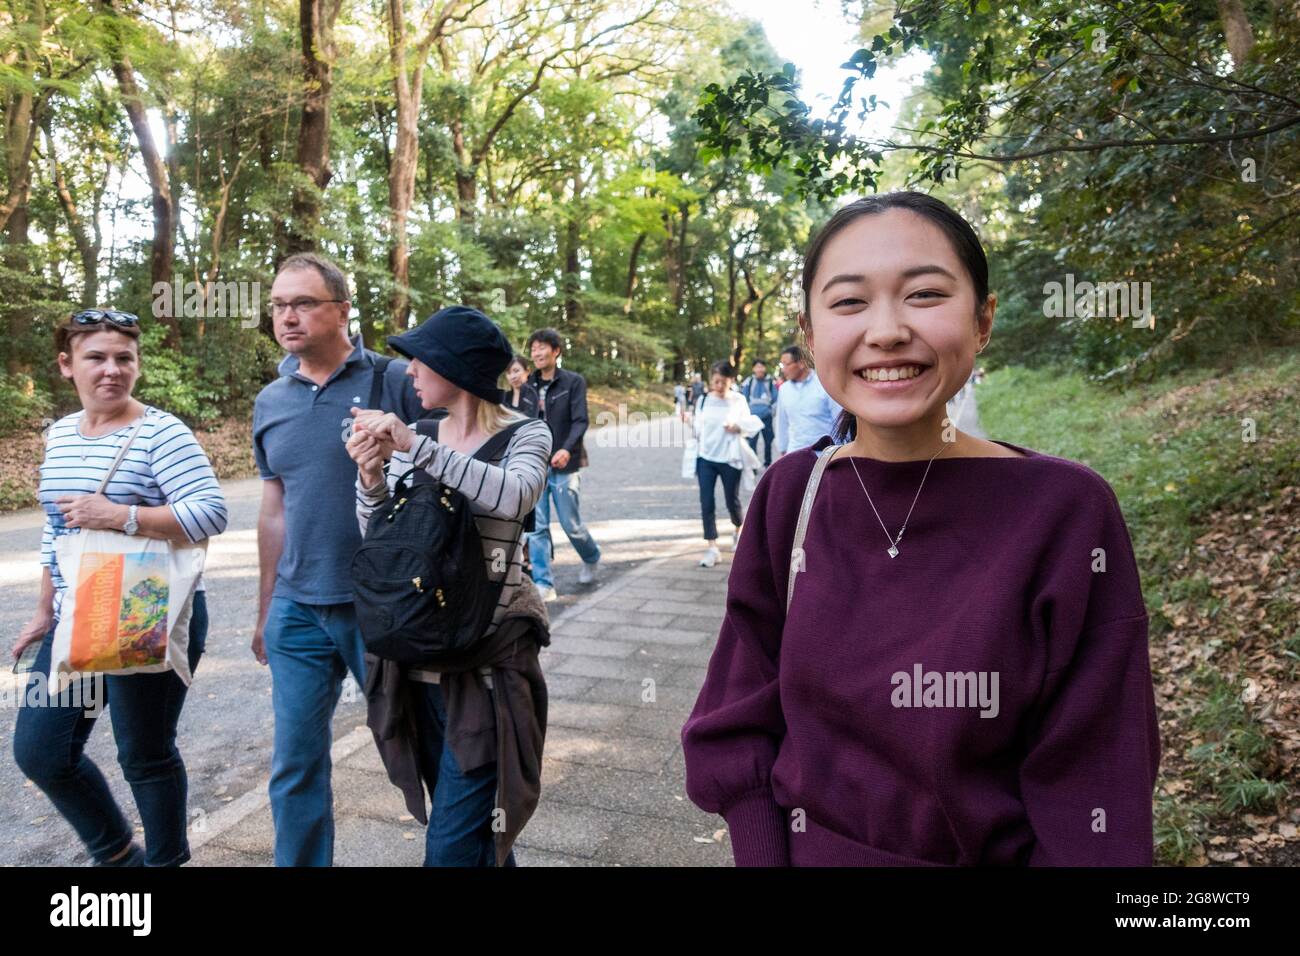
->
[728,0,929,140]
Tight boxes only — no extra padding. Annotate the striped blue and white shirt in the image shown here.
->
[38,405,229,619]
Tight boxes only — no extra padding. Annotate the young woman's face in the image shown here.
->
[506,361,528,388]
[406,357,460,410]
[58,330,140,411]
[804,208,993,430]
[709,372,730,395]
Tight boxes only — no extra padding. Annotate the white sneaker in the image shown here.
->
[538,585,558,602]
[698,547,720,568]
[578,560,598,585]
[729,528,741,551]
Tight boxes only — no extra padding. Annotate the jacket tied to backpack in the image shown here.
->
[364,578,548,867]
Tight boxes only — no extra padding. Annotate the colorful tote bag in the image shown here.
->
[49,417,207,685]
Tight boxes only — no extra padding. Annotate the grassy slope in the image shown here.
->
[980,350,1300,864]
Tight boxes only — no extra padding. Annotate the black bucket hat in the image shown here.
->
[387,305,512,404]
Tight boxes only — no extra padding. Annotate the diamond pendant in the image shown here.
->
[887,545,899,558]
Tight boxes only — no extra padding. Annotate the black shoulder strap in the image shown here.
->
[368,355,392,410]
[412,417,530,464]
[471,419,531,463]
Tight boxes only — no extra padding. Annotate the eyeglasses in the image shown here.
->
[269,297,345,316]
[72,309,139,328]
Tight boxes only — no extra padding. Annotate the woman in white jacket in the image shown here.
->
[691,360,763,567]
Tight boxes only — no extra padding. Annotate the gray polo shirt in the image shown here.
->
[253,334,426,605]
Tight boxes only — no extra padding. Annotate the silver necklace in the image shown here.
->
[842,440,951,558]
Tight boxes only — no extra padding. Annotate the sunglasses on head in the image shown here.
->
[71,309,140,328]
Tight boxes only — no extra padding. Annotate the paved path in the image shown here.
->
[0,411,744,866]
[1,392,988,866]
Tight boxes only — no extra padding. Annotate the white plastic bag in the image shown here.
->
[50,531,206,685]
[681,437,699,480]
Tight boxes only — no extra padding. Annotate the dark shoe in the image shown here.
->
[96,841,145,867]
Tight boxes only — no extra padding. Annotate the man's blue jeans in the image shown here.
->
[13,590,208,866]
[262,597,366,867]
[411,682,516,867]
[747,411,775,465]
[527,468,601,590]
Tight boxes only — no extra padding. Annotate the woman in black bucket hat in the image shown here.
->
[346,305,553,866]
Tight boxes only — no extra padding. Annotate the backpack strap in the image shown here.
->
[368,355,392,410]
[407,418,532,473]
[408,417,536,529]
[786,444,838,614]
[470,418,532,464]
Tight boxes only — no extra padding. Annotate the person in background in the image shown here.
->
[773,345,843,457]
[525,328,601,601]
[250,252,425,866]
[688,373,705,407]
[504,353,539,418]
[12,309,228,867]
[738,358,778,467]
[691,360,763,569]
[673,381,687,419]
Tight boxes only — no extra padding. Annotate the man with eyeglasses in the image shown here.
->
[251,252,425,866]
[773,344,844,457]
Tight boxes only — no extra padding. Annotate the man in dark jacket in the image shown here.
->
[525,328,601,601]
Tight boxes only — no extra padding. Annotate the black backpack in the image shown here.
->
[351,417,533,666]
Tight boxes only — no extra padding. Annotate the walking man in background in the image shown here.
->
[738,358,778,466]
[251,253,424,866]
[774,344,843,457]
[525,328,602,601]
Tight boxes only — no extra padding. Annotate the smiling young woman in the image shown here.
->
[681,192,1160,867]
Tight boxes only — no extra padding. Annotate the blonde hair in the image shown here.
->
[476,397,529,436]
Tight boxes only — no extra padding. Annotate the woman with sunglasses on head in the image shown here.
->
[10,310,228,866]
[682,193,1159,867]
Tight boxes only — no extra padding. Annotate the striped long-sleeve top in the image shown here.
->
[38,405,229,620]
[355,415,552,682]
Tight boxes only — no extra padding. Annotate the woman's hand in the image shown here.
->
[12,614,52,661]
[346,429,389,490]
[55,493,128,531]
[350,408,414,453]
[724,422,742,434]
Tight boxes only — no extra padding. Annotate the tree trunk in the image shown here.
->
[562,173,585,326]
[623,232,647,314]
[732,266,758,369]
[1217,0,1256,67]
[103,1,180,348]
[44,119,100,307]
[288,0,341,254]
[386,0,419,331]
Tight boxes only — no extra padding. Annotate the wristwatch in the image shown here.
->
[122,504,139,536]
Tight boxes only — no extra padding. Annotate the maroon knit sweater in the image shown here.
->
[682,436,1160,866]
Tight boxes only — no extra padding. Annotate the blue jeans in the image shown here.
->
[12,590,208,866]
[697,457,743,542]
[527,468,601,590]
[747,411,775,465]
[412,682,516,867]
[262,597,367,867]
